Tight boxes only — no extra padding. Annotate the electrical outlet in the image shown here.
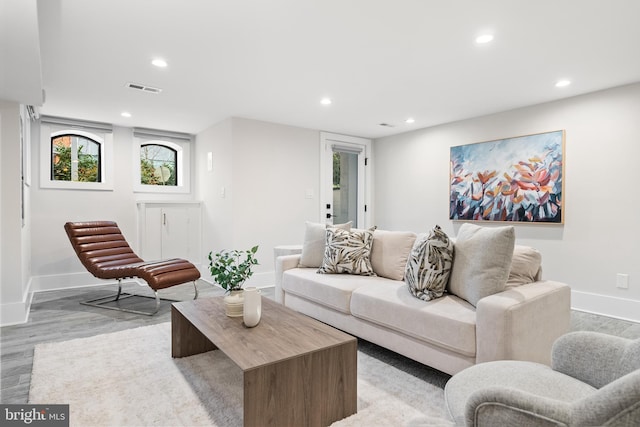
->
[616,273,629,289]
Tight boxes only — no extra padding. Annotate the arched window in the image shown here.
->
[40,117,113,190]
[133,130,191,194]
[51,133,102,182]
[140,144,177,186]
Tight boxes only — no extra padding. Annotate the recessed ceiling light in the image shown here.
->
[405,118,415,124]
[555,79,571,88]
[121,112,132,118]
[475,34,494,44]
[151,58,168,68]
[320,97,332,105]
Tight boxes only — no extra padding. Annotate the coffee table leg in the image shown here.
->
[171,305,217,358]
[243,339,356,427]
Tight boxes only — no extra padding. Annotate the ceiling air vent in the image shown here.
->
[126,82,163,94]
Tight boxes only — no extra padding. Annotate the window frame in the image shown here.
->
[40,124,114,191]
[133,137,191,194]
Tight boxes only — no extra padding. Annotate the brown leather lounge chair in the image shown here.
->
[64,221,201,315]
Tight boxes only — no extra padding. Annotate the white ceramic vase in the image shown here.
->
[243,287,262,327]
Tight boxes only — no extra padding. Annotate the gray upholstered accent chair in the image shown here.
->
[444,331,640,426]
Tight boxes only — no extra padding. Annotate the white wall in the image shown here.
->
[2,113,321,325]
[28,125,197,293]
[30,126,135,287]
[7,84,640,324]
[196,117,320,285]
[196,118,235,275]
[0,100,30,325]
[374,83,640,322]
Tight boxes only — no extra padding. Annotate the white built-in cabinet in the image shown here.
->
[137,202,202,267]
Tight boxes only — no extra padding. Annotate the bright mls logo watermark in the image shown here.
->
[1,405,69,427]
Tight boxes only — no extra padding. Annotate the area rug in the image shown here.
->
[29,323,454,426]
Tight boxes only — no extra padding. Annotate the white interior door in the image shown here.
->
[320,132,372,228]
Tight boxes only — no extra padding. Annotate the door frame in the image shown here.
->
[319,132,372,228]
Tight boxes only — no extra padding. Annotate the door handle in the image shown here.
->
[163,213,166,225]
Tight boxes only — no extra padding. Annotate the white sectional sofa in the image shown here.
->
[275,224,571,376]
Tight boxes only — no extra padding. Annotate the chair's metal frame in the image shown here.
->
[80,278,199,316]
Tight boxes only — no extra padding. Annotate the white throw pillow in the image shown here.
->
[448,223,515,306]
[370,230,417,281]
[507,245,543,287]
[299,221,352,268]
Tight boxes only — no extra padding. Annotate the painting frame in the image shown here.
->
[450,130,565,224]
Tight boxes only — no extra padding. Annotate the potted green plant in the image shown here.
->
[208,246,259,316]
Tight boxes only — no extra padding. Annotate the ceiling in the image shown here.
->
[4,0,640,138]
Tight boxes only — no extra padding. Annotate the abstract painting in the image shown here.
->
[450,130,564,223]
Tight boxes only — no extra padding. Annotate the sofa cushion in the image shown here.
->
[405,225,454,301]
[282,267,393,314]
[370,229,416,280]
[507,245,542,288]
[318,227,376,275]
[350,282,477,356]
[448,223,515,307]
[299,221,352,268]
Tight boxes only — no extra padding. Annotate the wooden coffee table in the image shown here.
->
[171,296,357,427]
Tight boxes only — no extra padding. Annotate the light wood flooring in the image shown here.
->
[2,282,640,404]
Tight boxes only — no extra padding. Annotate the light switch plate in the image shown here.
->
[207,152,213,171]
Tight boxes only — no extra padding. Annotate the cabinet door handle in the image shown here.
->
[163,213,166,225]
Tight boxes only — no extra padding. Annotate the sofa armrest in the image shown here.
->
[476,280,571,365]
[274,254,301,304]
[466,387,571,427]
[552,331,632,388]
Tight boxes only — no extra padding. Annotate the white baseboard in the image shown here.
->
[30,271,125,292]
[0,273,141,327]
[199,271,275,290]
[245,271,275,288]
[1,270,275,326]
[0,291,33,326]
[571,290,640,323]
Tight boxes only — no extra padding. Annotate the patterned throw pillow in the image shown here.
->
[405,225,454,301]
[317,227,377,275]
